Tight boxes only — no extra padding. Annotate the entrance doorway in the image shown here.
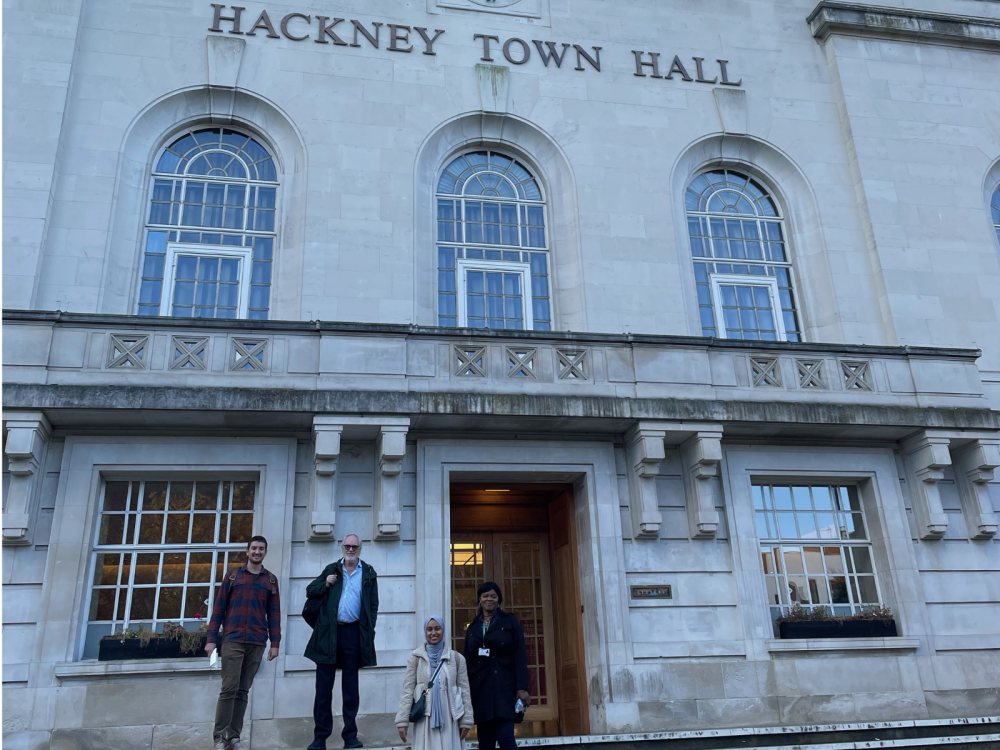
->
[450,483,589,737]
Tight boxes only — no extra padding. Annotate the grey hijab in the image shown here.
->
[425,616,447,729]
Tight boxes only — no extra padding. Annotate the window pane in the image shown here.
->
[772,487,792,510]
[857,576,879,603]
[130,588,156,620]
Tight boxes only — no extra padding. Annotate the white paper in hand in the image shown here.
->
[210,649,219,668]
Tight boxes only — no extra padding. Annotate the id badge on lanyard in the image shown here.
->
[479,618,491,657]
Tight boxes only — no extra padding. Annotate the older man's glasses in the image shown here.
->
[342,544,361,551]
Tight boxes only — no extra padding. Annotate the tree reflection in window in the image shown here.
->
[138,128,276,320]
[686,170,801,340]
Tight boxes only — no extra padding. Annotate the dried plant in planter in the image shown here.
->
[162,622,207,654]
[777,603,893,624]
[110,623,155,646]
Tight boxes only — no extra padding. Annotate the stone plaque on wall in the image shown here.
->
[630,585,672,600]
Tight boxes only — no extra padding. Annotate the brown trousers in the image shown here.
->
[214,641,265,742]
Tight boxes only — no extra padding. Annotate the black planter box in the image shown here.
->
[98,636,207,661]
[778,619,898,639]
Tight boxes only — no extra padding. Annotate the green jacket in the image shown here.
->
[304,560,379,666]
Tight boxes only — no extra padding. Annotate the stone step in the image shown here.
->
[458,717,1000,750]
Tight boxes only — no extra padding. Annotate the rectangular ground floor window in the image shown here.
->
[754,482,882,633]
[83,478,256,659]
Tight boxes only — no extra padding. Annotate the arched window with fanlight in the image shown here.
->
[686,170,801,341]
[436,151,551,330]
[136,127,278,319]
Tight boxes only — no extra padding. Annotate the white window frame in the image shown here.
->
[710,273,788,341]
[753,482,884,619]
[455,259,533,330]
[160,243,253,318]
[83,475,260,658]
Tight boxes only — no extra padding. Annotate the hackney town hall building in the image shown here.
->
[3,0,1000,748]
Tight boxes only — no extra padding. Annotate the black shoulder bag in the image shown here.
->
[409,658,446,723]
[302,565,337,629]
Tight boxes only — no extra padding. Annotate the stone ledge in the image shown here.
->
[54,658,219,681]
[5,384,999,432]
[0,308,982,360]
[767,635,920,654]
[492,716,1000,747]
[808,1,1000,50]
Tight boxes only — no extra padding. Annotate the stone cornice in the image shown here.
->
[5,384,998,432]
[0,309,982,361]
[807,1,1000,49]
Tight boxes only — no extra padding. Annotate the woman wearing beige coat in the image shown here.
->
[395,616,474,750]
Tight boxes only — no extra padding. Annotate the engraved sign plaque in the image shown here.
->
[630,585,672,600]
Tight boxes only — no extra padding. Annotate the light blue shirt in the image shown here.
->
[337,561,363,623]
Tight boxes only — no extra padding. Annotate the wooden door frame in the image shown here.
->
[549,490,591,735]
[450,531,559,724]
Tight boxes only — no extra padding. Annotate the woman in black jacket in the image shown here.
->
[463,582,530,750]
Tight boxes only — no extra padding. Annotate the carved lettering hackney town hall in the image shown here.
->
[208,3,743,86]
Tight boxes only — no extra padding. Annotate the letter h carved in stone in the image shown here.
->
[902,431,951,540]
[625,424,665,539]
[681,431,723,538]
[374,425,408,540]
[951,437,1000,540]
[310,418,343,542]
[3,412,51,546]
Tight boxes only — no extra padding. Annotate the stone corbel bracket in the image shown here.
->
[901,431,952,540]
[625,421,725,539]
[625,423,667,539]
[3,412,52,546]
[375,425,410,540]
[309,415,411,543]
[310,418,344,542]
[902,429,1000,541]
[950,436,1000,540]
[680,430,724,539]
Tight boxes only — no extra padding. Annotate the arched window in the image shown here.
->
[686,170,801,341]
[436,151,550,330]
[137,127,278,319]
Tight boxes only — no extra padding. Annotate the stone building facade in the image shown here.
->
[3,0,1000,748]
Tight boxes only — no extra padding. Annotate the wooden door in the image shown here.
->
[549,492,589,735]
[450,532,558,724]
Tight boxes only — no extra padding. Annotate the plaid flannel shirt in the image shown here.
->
[206,565,281,647]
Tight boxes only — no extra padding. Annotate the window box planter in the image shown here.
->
[98,636,207,661]
[778,619,897,640]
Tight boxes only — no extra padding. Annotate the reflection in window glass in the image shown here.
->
[436,152,550,330]
[754,483,881,634]
[84,479,256,659]
[139,128,276,320]
[686,170,801,340]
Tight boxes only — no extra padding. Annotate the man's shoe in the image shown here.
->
[344,741,363,749]
[229,740,243,749]
[213,742,226,750]
[306,744,326,750]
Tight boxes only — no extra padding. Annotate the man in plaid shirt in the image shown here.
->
[205,535,281,750]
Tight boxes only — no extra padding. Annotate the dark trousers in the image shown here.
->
[312,622,361,749]
[213,641,265,742]
[477,718,517,750]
